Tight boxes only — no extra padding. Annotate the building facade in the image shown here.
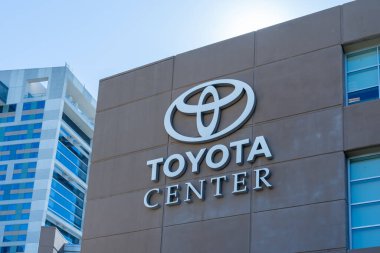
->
[82,0,380,252]
[0,66,96,253]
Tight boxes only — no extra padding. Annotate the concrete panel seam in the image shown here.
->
[91,143,168,165]
[297,247,346,253]
[96,89,171,114]
[162,213,250,229]
[83,226,161,241]
[170,66,255,94]
[255,44,342,68]
[253,198,347,214]
[253,104,342,126]
[160,53,175,253]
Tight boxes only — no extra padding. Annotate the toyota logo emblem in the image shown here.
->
[164,79,255,143]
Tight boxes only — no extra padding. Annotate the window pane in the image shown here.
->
[352,202,380,227]
[352,226,380,249]
[347,48,378,72]
[351,178,380,204]
[347,66,378,92]
[351,156,380,180]
[348,86,379,104]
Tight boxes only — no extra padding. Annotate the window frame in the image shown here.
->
[345,45,380,106]
[348,152,380,249]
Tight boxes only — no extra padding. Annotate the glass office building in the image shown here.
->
[0,67,95,253]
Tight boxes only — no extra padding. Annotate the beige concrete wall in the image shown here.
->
[82,1,380,252]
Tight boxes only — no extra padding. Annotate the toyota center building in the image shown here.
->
[82,1,380,253]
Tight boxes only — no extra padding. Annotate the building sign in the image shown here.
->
[164,79,255,143]
[144,79,273,209]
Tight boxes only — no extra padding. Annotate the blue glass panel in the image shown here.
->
[352,202,380,227]
[59,134,89,165]
[50,189,83,218]
[21,113,44,121]
[0,117,15,124]
[347,48,378,72]
[48,200,82,229]
[22,100,45,111]
[51,179,84,208]
[347,66,378,92]
[2,234,26,242]
[57,142,88,171]
[351,156,380,180]
[5,224,28,232]
[1,245,25,253]
[0,142,39,161]
[56,151,87,182]
[351,178,380,204]
[53,170,85,200]
[352,226,380,249]
[348,86,379,105]
[0,183,34,200]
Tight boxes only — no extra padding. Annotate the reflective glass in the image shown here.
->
[2,235,26,242]
[347,66,378,92]
[352,226,380,249]
[347,48,378,72]
[48,200,82,229]
[351,156,380,180]
[22,100,45,110]
[5,224,28,232]
[352,202,380,227]
[0,245,25,253]
[56,152,87,182]
[351,178,380,204]
[50,189,83,217]
[57,142,88,171]
[348,86,379,105]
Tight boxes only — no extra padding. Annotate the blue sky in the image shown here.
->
[1,0,352,98]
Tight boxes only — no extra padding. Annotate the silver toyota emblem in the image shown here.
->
[164,79,255,143]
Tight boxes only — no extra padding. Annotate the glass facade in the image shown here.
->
[0,104,16,124]
[21,101,45,121]
[48,167,85,230]
[349,154,380,249]
[346,46,380,105]
[0,81,8,104]
[0,66,95,252]
[0,109,39,252]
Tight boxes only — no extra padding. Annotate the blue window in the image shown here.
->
[56,151,87,182]
[0,142,39,161]
[48,168,85,229]
[4,224,28,232]
[0,81,8,104]
[0,183,34,200]
[0,104,16,113]
[0,104,16,124]
[2,235,27,242]
[0,164,7,181]
[349,154,380,249]
[346,47,380,105]
[0,245,25,253]
[0,116,15,124]
[21,101,45,121]
[21,113,44,121]
[0,123,42,141]
[13,162,36,179]
[0,203,31,221]
[22,100,45,110]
